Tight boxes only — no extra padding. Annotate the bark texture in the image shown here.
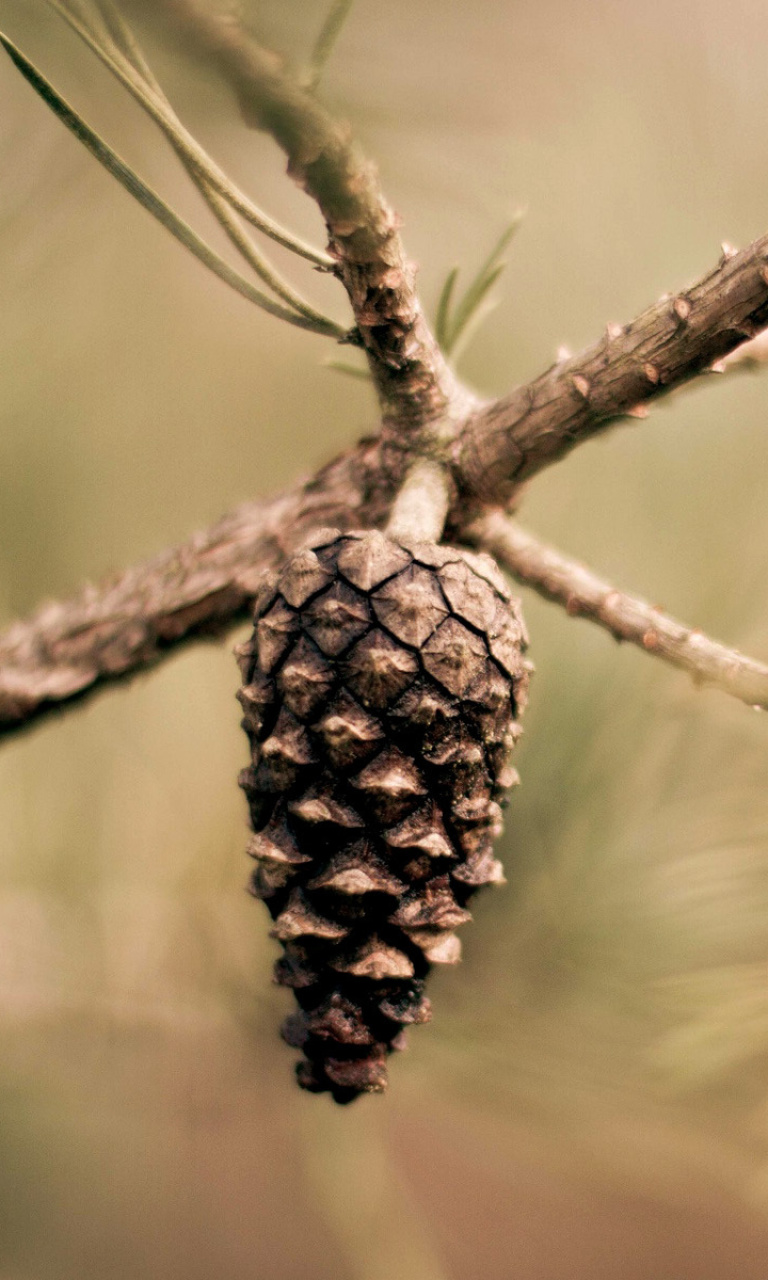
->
[237,528,529,1100]
[0,444,384,737]
[459,237,768,500]
[144,0,471,454]
[2,4,768,735]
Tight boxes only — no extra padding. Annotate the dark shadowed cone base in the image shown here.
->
[236,529,530,1102]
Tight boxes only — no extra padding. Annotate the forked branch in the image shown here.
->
[1,455,766,738]
[0,2,767,740]
[124,2,768,496]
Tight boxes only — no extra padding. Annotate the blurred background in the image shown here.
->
[0,1,767,1276]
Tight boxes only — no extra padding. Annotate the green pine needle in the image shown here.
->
[435,266,459,350]
[323,359,372,381]
[436,210,525,358]
[446,262,506,353]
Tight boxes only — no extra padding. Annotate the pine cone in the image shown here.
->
[236,528,529,1103]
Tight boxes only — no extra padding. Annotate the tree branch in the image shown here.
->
[6,409,768,742]
[4,6,768,739]
[142,3,768,494]
[469,511,768,712]
[140,0,472,452]
[5,231,768,735]
[0,442,388,740]
[459,237,768,501]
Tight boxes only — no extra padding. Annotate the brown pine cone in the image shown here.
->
[236,528,530,1103]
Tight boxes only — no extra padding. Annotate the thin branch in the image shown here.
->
[145,0,471,450]
[469,511,768,712]
[0,442,387,741]
[459,237,768,501]
[0,31,346,336]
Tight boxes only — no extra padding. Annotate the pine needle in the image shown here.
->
[323,359,372,380]
[0,31,346,337]
[435,266,459,350]
[306,0,356,90]
[48,0,342,329]
[47,1,335,269]
[437,211,525,358]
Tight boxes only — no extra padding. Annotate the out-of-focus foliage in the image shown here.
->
[0,1,767,1277]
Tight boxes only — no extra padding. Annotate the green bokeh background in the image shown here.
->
[0,2,767,1276]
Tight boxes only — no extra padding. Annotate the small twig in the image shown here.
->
[385,457,452,545]
[470,511,768,712]
[0,31,347,336]
[306,0,356,90]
